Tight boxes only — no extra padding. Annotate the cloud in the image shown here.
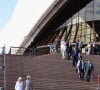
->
[0,0,54,53]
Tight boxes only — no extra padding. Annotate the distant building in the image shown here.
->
[19,0,100,55]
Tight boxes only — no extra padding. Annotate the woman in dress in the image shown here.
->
[15,77,24,90]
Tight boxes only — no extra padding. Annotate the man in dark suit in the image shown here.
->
[79,59,86,80]
[66,41,72,60]
[86,60,94,82]
[71,47,77,67]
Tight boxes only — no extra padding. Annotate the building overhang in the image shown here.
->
[20,0,92,49]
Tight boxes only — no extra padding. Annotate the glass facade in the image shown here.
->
[55,0,100,43]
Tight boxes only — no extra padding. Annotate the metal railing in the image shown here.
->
[8,45,50,56]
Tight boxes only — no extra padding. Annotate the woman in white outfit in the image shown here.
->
[86,42,91,55]
[15,77,24,90]
[60,40,67,59]
[76,53,82,76]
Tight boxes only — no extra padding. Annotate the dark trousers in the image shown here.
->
[72,56,76,67]
[86,71,92,82]
[80,69,85,79]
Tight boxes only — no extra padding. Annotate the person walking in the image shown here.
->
[60,39,67,59]
[76,54,82,76]
[15,77,24,90]
[24,75,33,90]
[71,47,77,67]
[86,60,94,82]
[79,59,86,80]
[86,42,91,55]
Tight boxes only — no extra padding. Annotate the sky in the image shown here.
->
[0,0,17,31]
[0,0,54,53]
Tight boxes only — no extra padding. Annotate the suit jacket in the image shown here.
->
[87,63,94,73]
[25,80,33,90]
[79,61,86,70]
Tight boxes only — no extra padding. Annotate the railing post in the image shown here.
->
[96,74,100,90]
[3,46,6,90]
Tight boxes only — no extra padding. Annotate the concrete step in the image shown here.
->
[0,53,99,90]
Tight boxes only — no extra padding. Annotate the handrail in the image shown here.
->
[92,72,100,89]
[8,45,50,55]
[7,41,100,55]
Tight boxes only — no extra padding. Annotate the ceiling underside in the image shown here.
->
[23,0,93,48]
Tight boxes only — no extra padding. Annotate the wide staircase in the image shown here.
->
[0,53,100,90]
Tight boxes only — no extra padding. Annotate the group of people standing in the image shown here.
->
[15,75,33,90]
[60,40,73,60]
[86,41,100,55]
[60,39,94,82]
[60,39,83,60]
